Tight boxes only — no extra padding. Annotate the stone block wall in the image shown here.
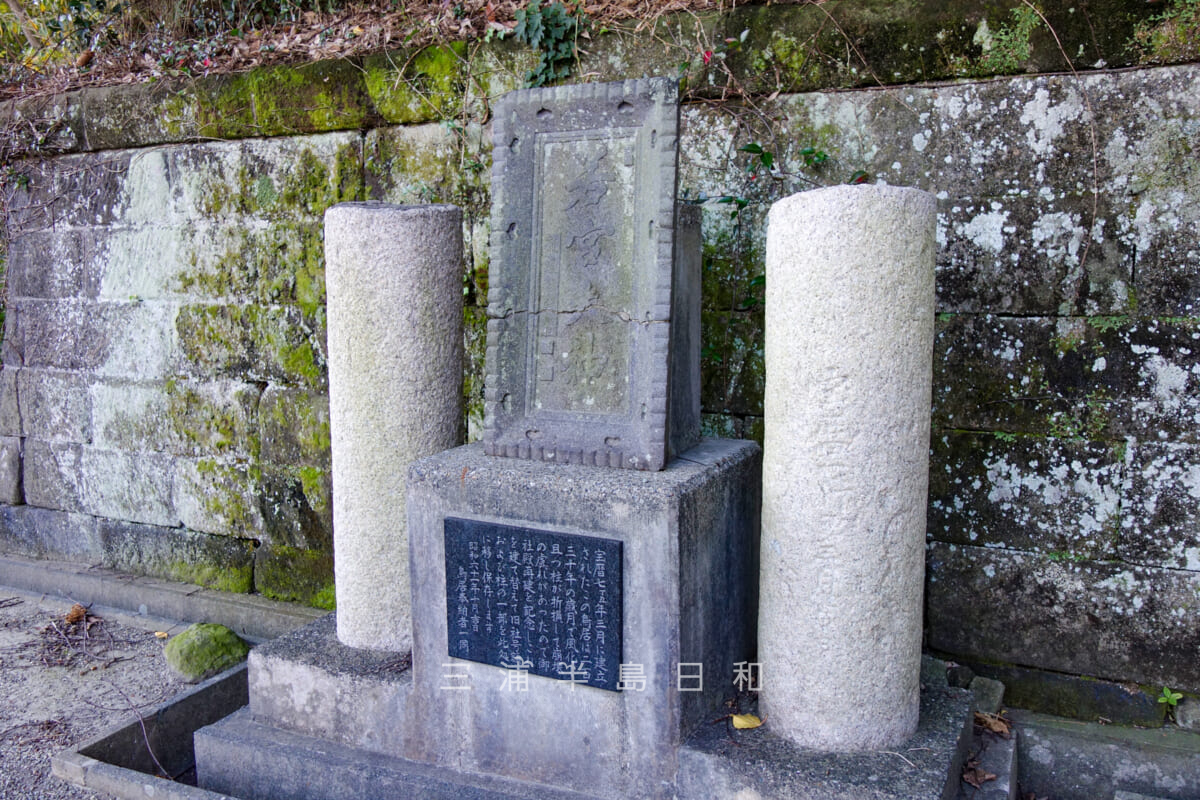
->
[0,2,1196,714]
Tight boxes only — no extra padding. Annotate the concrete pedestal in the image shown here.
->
[192,617,973,800]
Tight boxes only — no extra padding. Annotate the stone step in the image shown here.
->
[1011,709,1200,800]
[194,707,602,800]
[958,729,1018,800]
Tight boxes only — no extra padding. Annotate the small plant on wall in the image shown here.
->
[513,0,585,87]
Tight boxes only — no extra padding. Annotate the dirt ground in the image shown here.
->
[0,587,191,800]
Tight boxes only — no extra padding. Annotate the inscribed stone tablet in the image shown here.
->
[444,517,623,692]
[483,78,686,470]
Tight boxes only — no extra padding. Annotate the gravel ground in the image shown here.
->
[0,588,190,800]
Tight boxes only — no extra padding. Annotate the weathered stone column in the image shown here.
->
[760,184,936,750]
[325,203,463,652]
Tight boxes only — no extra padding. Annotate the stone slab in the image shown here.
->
[483,78,696,471]
[403,439,760,799]
[676,683,973,800]
[928,432,1123,559]
[947,657,1164,728]
[1011,709,1200,800]
[0,437,22,505]
[52,665,248,800]
[1120,442,1200,569]
[443,517,623,691]
[958,730,1018,800]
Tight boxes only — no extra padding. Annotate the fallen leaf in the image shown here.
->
[65,603,87,624]
[155,631,169,639]
[962,758,997,789]
[974,711,1012,737]
[730,713,762,729]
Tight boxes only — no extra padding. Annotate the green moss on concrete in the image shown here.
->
[463,303,487,441]
[195,60,376,139]
[189,457,263,537]
[297,466,329,514]
[279,144,364,219]
[164,623,250,683]
[364,42,468,125]
[167,560,254,594]
[164,378,260,458]
[364,124,461,204]
[260,387,331,467]
[255,543,335,608]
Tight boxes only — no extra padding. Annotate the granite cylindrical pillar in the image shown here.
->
[759,185,936,750]
[325,203,463,652]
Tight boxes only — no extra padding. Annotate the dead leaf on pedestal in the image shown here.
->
[974,710,1012,737]
[730,713,762,729]
[962,757,997,789]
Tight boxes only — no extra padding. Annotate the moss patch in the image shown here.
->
[364,42,468,125]
[194,60,377,139]
[165,623,250,683]
[175,304,327,389]
[255,542,335,608]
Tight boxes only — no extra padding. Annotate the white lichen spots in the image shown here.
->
[912,131,929,152]
[1019,87,1084,157]
[1093,356,1108,372]
[983,564,996,578]
[961,208,1010,253]
[1032,211,1087,264]
[981,447,1119,547]
[973,19,993,53]
[1143,356,1189,408]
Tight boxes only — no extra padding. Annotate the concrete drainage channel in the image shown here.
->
[51,665,248,800]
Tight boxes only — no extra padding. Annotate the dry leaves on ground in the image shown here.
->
[962,756,997,789]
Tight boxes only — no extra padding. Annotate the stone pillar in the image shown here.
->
[324,203,463,652]
[759,184,936,751]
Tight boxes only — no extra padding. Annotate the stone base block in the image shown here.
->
[195,708,595,800]
[402,439,761,799]
[199,440,762,800]
[247,614,413,754]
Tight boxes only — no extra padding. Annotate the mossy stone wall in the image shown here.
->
[0,1,1197,718]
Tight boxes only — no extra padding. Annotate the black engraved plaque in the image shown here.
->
[444,517,623,692]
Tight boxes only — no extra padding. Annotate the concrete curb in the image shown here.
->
[0,551,326,641]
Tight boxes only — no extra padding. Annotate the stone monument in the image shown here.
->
[191,81,969,800]
[193,77,763,800]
